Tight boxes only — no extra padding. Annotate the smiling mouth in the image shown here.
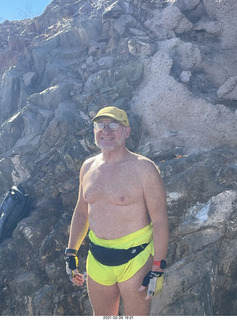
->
[101,137,114,141]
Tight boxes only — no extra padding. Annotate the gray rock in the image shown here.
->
[23,72,36,87]
[98,56,114,68]
[9,271,43,296]
[128,38,155,58]
[0,158,13,195]
[103,0,133,19]
[159,5,193,34]
[33,285,56,315]
[176,0,201,12]
[0,67,21,123]
[217,76,237,100]
[151,148,237,315]
[28,83,72,110]
[179,70,192,83]
[114,14,137,35]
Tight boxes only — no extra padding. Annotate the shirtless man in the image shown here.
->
[65,106,169,316]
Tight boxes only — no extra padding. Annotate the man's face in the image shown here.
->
[94,119,130,151]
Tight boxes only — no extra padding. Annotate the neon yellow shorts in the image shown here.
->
[86,223,154,286]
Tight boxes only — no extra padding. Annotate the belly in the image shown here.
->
[88,201,151,239]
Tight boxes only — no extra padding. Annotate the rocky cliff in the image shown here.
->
[0,0,236,316]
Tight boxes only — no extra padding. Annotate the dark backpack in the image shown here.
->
[0,186,30,243]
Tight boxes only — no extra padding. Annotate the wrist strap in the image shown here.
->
[65,248,78,255]
[153,260,166,269]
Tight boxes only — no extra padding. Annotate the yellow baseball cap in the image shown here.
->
[92,106,129,127]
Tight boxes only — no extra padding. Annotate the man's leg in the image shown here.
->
[118,255,153,315]
[87,275,120,316]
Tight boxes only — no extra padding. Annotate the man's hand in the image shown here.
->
[138,271,164,300]
[65,256,84,287]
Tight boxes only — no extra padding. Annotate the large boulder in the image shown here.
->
[151,148,237,315]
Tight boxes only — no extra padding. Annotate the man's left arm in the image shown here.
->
[140,161,169,299]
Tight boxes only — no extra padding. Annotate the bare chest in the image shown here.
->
[83,164,141,205]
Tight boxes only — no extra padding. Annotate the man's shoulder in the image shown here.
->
[130,152,161,174]
[81,153,100,171]
[83,154,98,164]
[131,152,157,165]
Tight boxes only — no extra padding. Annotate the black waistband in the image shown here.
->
[89,239,150,266]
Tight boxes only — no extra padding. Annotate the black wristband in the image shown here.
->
[65,248,78,255]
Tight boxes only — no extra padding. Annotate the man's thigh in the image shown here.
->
[87,275,120,316]
[118,254,153,316]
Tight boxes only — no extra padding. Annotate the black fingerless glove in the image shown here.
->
[142,270,164,296]
[65,255,78,279]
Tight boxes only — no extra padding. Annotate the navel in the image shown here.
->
[119,196,125,202]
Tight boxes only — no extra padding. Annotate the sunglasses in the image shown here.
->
[94,122,120,131]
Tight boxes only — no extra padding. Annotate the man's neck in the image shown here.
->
[100,147,130,163]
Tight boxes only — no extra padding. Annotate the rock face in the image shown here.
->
[152,147,237,315]
[0,0,236,316]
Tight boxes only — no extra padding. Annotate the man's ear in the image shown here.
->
[125,127,131,139]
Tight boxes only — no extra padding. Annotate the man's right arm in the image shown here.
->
[67,161,89,252]
[65,162,89,286]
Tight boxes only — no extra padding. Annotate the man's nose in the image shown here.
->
[102,125,112,133]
